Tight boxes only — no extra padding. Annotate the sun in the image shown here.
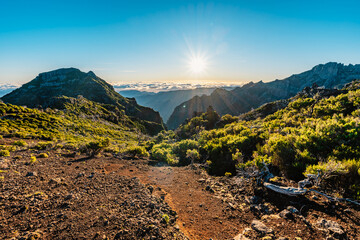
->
[188,55,208,74]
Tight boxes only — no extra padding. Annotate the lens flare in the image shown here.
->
[188,55,207,74]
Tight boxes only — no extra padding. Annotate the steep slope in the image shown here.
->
[1,68,164,134]
[167,62,360,129]
[119,88,216,122]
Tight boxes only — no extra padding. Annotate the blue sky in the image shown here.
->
[1,0,360,85]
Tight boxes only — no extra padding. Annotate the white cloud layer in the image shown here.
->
[0,82,243,97]
[112,82,242,93]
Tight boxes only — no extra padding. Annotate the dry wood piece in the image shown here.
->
[264,182,308,196]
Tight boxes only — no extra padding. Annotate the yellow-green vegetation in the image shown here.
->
[12,139,27,147]
[0,144,16,152]
[151,143,178,165]
[122,145,150,158]
[0,150,10,157]
[32,141,53,150]
[161,214,170,224]
[82,138,110,157]
[149,138,199,166]
[29,156,37,164]
[38,153,49,158]
[150,83,360,199]
[186,149,200,164]
[0,99,143,152]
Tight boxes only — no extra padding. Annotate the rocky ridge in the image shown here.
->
[167,62,360,129]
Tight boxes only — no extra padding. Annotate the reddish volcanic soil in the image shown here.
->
[0,139,359,239]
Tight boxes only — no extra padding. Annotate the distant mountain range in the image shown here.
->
[167,62,360,129]
[1,68,165,134]
[119,88,217,122]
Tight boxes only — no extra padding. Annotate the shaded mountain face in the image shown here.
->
[119,88,217,122]
[1,68,164,133]
[167,62,360,129]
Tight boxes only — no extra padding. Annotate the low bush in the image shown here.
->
[0,150,10,157]
[305,158,360,199]
[12,140,27,147]
[186,149,200,164]
[172,139,199,165]
[82,138,110,157]
[38,153,49,158]
[123,145,149,158]
[29,156,37,164]
[151,143,178,165]
[33,141,53,150]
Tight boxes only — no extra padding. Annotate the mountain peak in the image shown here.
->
[311,62,360,74]
[87,71,97,78]
[38,67,81,78]
[1,68,165,134]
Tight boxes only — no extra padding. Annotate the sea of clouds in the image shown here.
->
[0,84,19,97]
[112,82,242,93]
[0,81,243,98]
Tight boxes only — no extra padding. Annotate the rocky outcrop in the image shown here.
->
[167,62,360,129]
[1,68,165,134]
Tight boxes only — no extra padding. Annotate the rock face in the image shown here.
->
[1,68,165,133]
[167,62,360,129]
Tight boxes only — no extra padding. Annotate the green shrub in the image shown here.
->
[216,114,239,128]
[237,152,272,170]
[0,150,10,157]
[186,149,200,164]
[289,98,315,110]
[12,140,27,147]
[305,159,360,199]
[0,145,16,152]
[38,153,49,158]
[203,141,236,176]
[232,150,243,163]
[265,134,305,179]
[123,145,149,158]
[172,139,199,165]
[83,138,110,157]
[29,156,37,164]
[33,141,53,150]
[161,214,170,224]
[151,143,178,165]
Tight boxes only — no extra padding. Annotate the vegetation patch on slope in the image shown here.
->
[148,81,360,200]
[0,98,147,155]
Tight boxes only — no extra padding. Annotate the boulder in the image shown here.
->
[251,220,273,234]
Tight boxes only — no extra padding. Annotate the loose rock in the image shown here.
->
[251,220,273,234]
